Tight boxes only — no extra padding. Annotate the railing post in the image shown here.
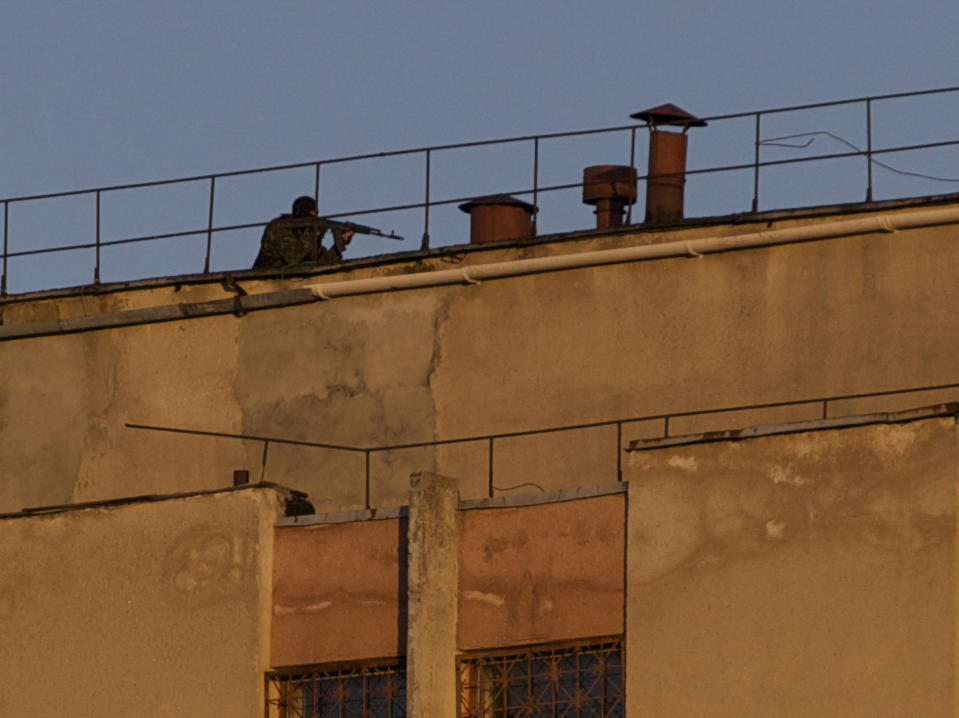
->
[94,191,101,284]
[616,422,623,482]
[313,162,321,206]
[365,450,371,510]
[260,439,270,482]
[865,99,874,202]
[752,112,761,212]
[1,201,8,297]
[627,128,637,225]
[487,437,495,498]
[203,176,216,273]
[532,138,539,235]
[421,150,431,250]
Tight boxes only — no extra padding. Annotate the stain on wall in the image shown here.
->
[1,216,958,514]
[0,488,281,718]
[272,518,406,666]
[458,494,624,650]
[624,416,957,717]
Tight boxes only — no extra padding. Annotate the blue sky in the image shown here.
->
[2,1,957,292]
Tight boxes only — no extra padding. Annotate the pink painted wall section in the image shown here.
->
[457,494,625,650]
[271,519,404,667]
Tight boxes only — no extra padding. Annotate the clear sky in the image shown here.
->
[2,0,957,292]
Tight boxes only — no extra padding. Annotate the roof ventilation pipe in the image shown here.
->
[459,195,537,244]
[582,165,638,229]
[630,104,707,224]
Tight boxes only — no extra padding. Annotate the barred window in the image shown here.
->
[267,661,406,718]
[458,639,623,717]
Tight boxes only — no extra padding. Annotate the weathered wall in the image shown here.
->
[2,204,959,513]
[0,487,282,718]
[624,416,958,717]
[457,493,624,650]
[272,516,405,667]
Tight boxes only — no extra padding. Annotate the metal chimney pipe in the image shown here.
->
[459,195,536,244]
[582,165,638,229]
[630,104,707,225]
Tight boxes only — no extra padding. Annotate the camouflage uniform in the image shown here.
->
[252,215,349,269]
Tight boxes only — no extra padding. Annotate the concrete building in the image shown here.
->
[1,94,958,716]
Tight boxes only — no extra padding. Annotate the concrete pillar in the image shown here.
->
[406,472,459,718]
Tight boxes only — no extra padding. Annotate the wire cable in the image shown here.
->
[759,131,959,182]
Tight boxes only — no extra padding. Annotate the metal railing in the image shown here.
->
[458,638,623,718]
[267,660,406,718]
[3,85,959,296]
[126,379,959,510]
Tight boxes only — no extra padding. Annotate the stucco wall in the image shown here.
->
[457,493,624,650]
[0,487,281,718]
[624,416,958,717]
[272,517,405,667]
[2,205,958,513]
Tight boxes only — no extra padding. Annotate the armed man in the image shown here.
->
[253,195,403,269]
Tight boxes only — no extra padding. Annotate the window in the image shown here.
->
[267,661,406,718]
[458,639,623,717]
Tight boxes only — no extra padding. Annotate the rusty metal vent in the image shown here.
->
[630,102,707,127]
[458,639,623,717]
[267,661,406,717]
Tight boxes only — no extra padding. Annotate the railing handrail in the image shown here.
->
[126,378,959,508]
[6,84,959,206]
[4,84,959,294]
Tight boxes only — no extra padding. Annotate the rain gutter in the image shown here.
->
[2,206,958,342]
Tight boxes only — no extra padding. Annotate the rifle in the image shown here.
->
[319,218,404,255]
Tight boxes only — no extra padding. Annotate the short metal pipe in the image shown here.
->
[488,437,494,498]
[866,99,874,202]
[627,128,637,225]
[204,177,216,273]
[365,450,371,510]
[1,201,8,296]
[260,440,270,482]
[94,191,101,284]
[752,113,761,213]
[532,138,539,235]
[421,150,431,250]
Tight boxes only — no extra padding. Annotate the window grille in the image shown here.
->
[458,639,623,717]
[267,661,406,718]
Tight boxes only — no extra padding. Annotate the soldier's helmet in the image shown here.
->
[291,195,318,217]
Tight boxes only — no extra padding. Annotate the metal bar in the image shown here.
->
[128,379,959,456]
[866,99,874,202]
[203,177,215,273]
[627,128,637,225]
[365,450,371,510]
[616,422,622,481]
[488,437,494,498]
[1,201,7,297]
[752,113,761,212]
[532,138,539,235]
[314,162,321,205]
[125,422,365,452]
[260,440,270,482]
[5,85,959,209]
[94,191,101,284]
[6,133,959,266]
[698,84,959,123]
[421,150,431,250]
